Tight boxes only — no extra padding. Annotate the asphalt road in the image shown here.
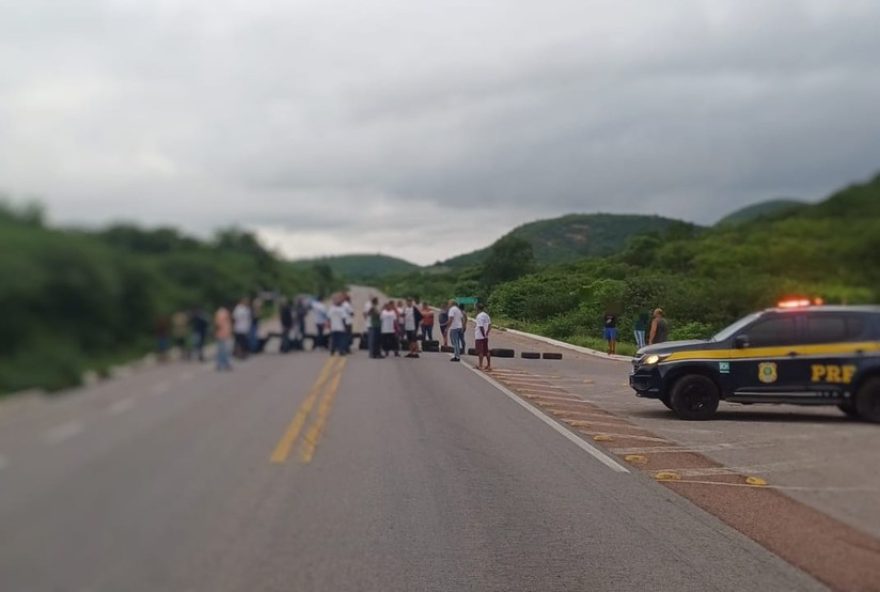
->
[0,301,828,590]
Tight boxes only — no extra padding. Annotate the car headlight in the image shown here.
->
[641,354,668,366]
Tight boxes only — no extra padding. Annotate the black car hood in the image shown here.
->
[636,339,718,357]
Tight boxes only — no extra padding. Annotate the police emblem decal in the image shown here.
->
[758,362,778,384]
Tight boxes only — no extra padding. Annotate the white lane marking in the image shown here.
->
[45,420,84,444]
[150,381,170,396]
[107,397,135,416]
[463,364,630,474]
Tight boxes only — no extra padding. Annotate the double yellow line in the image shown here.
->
[270,356,348,464]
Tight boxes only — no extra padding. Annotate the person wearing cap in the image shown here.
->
[648,308,668,345]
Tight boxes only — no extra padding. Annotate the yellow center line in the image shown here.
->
[269,357,341,464]
[299,358,348,464]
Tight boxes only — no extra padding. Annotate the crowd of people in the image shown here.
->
[160,291,669,370]
[602,308,668,355]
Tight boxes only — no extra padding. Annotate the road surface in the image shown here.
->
[0,291,840,591]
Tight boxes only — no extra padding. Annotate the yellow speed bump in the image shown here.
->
[624,454,648,464]
[654,471,681,481]
[593,434,613,442]
[745,476,768,487]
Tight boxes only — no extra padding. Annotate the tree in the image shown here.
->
[482,235,535,288]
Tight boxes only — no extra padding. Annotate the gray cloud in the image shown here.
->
[1,0,879,264]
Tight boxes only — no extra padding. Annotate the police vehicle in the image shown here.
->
[629,303,880,421]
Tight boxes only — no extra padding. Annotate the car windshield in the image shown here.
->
[712,312,762,342]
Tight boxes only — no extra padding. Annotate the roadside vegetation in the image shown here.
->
[0,204,340,394]
[380,173,880,353]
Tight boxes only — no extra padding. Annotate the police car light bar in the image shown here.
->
[777,298,812,308]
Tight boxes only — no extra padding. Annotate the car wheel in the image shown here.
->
[838,401,861,419]
[670,375,719,420]
[854,377,880,423]
[659,394,673,410]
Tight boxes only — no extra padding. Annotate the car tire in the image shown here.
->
[521,352,541,359]
[669,374,720,420]
[838,401,861,419]
[659,394,674,410]
[854,377,880,423]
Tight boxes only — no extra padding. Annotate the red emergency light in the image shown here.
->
[777,298,812,309]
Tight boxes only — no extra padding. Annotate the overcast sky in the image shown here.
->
[2,1,879,264]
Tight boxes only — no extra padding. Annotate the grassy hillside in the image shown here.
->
[489,173,880,347]
[385,172,880,354]
[441,213,693,268]
[292,254,419,281]
[0,209,331,394]
[716,198,806,226]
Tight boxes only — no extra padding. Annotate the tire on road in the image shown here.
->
[467,348,478,356]
[669,374,720,420]
[521,352,541,359]
[542,352,563,360]
[854,377,880,423]
[440,345,455,353]
[491,348,515,358]
[659,393,674,410]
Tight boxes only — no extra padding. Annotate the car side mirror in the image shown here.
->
[734,335,750,349]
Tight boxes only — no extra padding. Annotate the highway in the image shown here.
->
[0,289,861,591]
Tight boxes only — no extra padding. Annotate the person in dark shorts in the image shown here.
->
[603,311,618,355]
[438,303,450,347]
[648,308,668,345]
[474,303,492,371]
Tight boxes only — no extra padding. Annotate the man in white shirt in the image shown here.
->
[474,302,492,371]
[327,296,348,356]
[341,293,354,354]
[311,300,328,349]
[363,298,373,348]
[380,302,400,357]
[447,300,464,362]
[232,297,252,358]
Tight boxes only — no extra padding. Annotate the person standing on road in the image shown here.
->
[420,302,434,342]
[460,307,468,354]
[380,302,400,357]
[634,311,649,350]
[342,293,354,354]
[474,303,492,371]
[368,297,382,358]
[312,299,328,349]
[280,297,294,353]
[404,298,420,358]
[447,300,464,362]
[214,305,233,371]
[363,296,373,348]
[190,307,209,362]
[248,297,262,353]
[232,297,251,359]
[603,311,618,355]
[648,308,668,345]
[327,296,348,356]
[438,303,450,347]
[295,296,308,339]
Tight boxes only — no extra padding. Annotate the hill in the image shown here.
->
[716,199,806,226]
[440,213,693,268]
[293,254,419,280]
